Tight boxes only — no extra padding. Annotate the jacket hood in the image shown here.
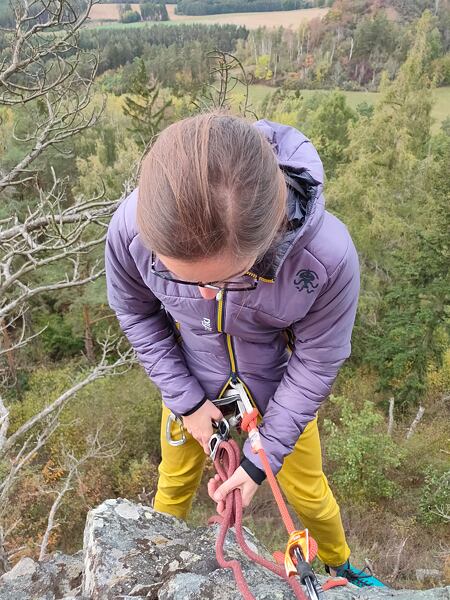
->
[250,119,326,281]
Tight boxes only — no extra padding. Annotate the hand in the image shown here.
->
[207,466,259,515]
[182,399,223,454]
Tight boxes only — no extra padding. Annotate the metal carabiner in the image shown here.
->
[230,380,254,417]
[208,418,230,460]
[166,412,187,446]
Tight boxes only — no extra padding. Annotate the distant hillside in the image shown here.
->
[329,0,449,22]
[385,0,449,20]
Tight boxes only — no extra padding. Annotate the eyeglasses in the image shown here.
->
[150,251,259,292]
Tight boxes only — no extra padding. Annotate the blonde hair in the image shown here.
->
[137,110,287,262]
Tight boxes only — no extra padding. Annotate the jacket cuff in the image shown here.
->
[180,395,208,417]
[240,456,266,485]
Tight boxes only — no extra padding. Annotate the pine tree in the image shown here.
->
[122,58,172,150]
[328,12,448,406]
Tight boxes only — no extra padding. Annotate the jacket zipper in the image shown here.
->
[217,290,237,381]
[216,290,257,409]
[246,270,275,284]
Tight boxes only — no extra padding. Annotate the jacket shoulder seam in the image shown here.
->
[286,139,308,161]
[111,193,140,257]
[126,231,140,256]
[327,237,351,280]
[304,234,350,282]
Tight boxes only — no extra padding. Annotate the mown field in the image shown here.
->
[88,3,328,28]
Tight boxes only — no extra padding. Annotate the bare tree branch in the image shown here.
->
[0,176,125,323]
[387,396,395,436]
[430,505,450,523]
[192,50,258,120]
[39,425,123,559]
[406,405,425,440]
[0,0,138,568]
[389,537,409,581]
[1,78,105,190]
[0,333,135,457]
[0,0,97,104]
[0,0,104,190]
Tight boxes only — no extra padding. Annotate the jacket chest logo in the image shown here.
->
[294,269,319,294]
[201,317,212,332]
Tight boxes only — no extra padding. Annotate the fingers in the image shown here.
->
[209,467,259,515]
[208,474,226,515]
[213,471,242,502]
[207,475,220,500]
[208,474,224,515]
[211,406,223,421]
[201,431,213,455]
[184,426,213,455]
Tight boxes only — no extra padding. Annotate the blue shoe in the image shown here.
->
[325,559,388,588]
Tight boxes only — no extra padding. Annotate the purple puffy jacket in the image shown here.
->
[105,119,360,484]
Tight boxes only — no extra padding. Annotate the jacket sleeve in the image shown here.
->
[104,206,207,417]
[240,238,360,483]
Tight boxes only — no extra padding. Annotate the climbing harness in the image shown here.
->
[207,381,348,600]
[165,390,243,448]
[164,385,348,599]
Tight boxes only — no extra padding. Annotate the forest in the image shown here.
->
[0,0,449,592]
[174,0,322,16]
[70,0,450,93]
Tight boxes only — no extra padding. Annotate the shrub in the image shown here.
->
[120,10,141,23]
[419,468,450,524]
[323,395,403,504]
[35,313,84,360]
[7,365,164,554]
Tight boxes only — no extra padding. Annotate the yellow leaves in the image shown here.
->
[254,55,273,81]
[270,111,298,128]
[426,349,450,398]
[42,459,65,483]
[0,107,14,158]
[46,528,61,552]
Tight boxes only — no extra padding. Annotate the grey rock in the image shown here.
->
[416,570,445,585]
[0,550,83,600]
[1,498,449,600]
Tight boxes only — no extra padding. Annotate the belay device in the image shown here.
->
[166,382,330,600]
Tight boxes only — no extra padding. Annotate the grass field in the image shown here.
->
[246,84,450,131]
[88,3,328,29]
[88,3,140,21]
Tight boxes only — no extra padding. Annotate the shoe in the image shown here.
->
[325,559,388,588]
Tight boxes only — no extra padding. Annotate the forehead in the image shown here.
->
[157,253,254,282]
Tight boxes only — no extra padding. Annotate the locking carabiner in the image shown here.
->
[208,418,230,460]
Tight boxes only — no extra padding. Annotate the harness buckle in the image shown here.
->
[165,383,255,452]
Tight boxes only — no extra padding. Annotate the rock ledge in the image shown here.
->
[1,498,449,600]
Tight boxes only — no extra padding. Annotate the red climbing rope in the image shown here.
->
[208,438,310,600]
[241,408,297,535]
[208,406,348,599]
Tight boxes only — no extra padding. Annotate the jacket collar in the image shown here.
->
[248,166,324,282]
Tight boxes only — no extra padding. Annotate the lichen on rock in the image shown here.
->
[0,498,449,600]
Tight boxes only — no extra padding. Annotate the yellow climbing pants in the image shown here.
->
[154,402,351,567]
